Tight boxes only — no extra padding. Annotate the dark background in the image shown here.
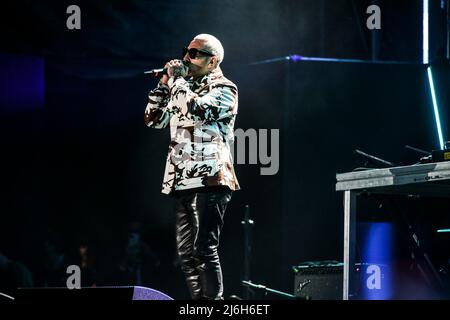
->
[0,0,449,299]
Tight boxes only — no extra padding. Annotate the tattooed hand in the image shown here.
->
[167,59,188,78]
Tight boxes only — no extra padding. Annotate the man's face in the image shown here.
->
[183,39,216,78]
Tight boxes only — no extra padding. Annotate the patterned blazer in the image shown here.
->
[144,67,240,195]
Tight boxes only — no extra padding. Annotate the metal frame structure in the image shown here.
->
[336,162,450,299]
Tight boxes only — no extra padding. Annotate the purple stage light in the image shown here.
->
[0,52,44,114]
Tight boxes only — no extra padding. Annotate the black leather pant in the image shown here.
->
[173,186,232,300]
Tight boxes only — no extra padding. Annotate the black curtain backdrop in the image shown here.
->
[1,58,448,298]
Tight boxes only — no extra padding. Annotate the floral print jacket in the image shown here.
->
[144,67,240,195]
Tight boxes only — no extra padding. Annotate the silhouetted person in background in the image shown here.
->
[34,237,67,287]
[77,242,97,287]
[117,221,161,286]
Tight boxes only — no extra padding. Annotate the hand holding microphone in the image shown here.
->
[167,60,189,78]
[145,60,189,85]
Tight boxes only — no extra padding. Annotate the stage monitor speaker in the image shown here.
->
[14,286,173,302]
[293,261,343,300]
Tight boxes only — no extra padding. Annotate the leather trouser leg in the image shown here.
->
[175,192,202,299]
[174,187,232,300]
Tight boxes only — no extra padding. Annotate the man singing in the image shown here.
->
[144,34,240,300]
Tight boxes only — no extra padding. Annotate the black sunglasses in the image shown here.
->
[182,47,214,59]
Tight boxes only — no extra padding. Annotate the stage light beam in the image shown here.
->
[427,66,445,150]
[423,0,429,64]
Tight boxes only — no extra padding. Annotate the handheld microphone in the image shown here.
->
[144,67,167,76]
[144,61,188,76]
